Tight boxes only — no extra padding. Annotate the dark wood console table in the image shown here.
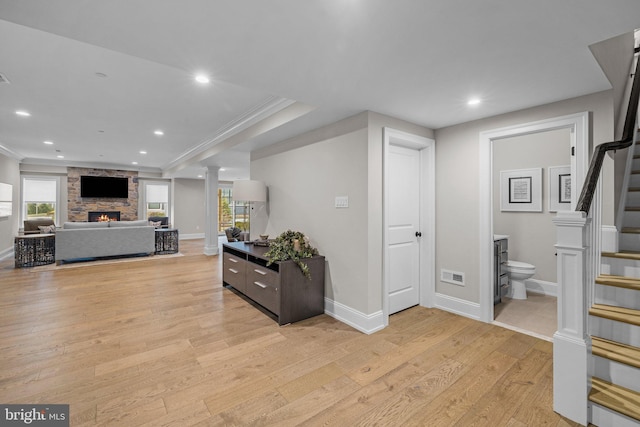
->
[15,234,56,268]
[155,228,179,254]
[222,242,325,325]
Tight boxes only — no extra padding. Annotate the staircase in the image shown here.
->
[592,135,640,426]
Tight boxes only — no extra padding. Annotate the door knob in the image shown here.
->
[415,231,422,237]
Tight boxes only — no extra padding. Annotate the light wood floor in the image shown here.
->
[0,240,579,426]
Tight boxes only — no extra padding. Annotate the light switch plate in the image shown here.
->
[335,196,349,208]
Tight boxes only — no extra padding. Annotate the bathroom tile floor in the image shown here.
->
[493,292,557,341]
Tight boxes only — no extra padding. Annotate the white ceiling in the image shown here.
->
[1,1,639,180]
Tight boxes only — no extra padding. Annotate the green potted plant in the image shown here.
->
[264,230,318,279]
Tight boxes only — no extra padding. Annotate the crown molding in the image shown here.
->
[19,158,162,175]
[0,143,24,161]
[162,95,296,172]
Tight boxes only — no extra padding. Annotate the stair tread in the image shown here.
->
[596,274,640,291]
[589,304,640,327]
[629,187,640,192]
[625,206,640,211]
[602,251,640,261]
[589,377,640,421]
[621,227,640,234]
[591,336,640,369]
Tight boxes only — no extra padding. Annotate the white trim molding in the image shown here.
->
[0,246,14,262]
[434,293,481,320]
[479,112,589,323]
[324,298,385,335]
[526,279,558,297]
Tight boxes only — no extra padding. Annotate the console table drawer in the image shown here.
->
[223,253,246,291]
[246,267,280,314]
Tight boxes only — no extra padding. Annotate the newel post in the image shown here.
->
[552,210,590,425]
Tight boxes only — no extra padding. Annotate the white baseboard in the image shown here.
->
[0,246,13,262]
[324,298,385,335]
[434,293,481,320]
[601,225,618,253]
[525,279,557,297]
[179,233,205,240]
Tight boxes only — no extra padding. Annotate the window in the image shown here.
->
[22,176,59,224]
[145,183,169,219]
[217,188,250,233]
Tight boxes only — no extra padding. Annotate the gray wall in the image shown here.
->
[0,153,20,255]
[435,90,614,304]
[173,178,205,236]
[251,111,434,315]
[493,128,571,283]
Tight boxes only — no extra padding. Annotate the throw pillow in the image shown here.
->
[38,225,56,234]
[150,220,162,228]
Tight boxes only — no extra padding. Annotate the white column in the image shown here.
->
[204,166,220,256]
[552,210,590,426]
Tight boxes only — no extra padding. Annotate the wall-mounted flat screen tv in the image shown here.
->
[80,176,129,198]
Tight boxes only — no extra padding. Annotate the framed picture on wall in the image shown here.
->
[500,168,542,212]
[549,165,571,212]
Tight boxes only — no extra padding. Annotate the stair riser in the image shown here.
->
[622,210,640,228]
[590,356,640,394]
[629,173,640,188]
[620,233,640,252]
[601,257,640,277]
[589,317,640,348]
[590,403,640,427]
[595,285,640,310]
[626,190,640,206]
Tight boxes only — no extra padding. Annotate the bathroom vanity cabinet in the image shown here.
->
[494,237,509,304]
[222,242,326,325]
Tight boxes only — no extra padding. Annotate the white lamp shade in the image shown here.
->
[232,180,266,202]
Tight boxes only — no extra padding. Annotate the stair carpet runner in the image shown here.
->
[592,140,640,425]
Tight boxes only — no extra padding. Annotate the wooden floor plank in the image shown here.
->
[0,239,576,426]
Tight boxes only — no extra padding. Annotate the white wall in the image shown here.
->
[173,178,205,237]
[0,153,20,256]
[435,90,614,305]
[493,128,571,283]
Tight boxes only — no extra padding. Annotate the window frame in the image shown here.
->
[21,175,61,226]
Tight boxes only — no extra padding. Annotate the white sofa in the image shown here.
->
[55,220,156,264]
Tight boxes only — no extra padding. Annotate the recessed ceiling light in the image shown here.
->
[43,140,54,145]
[220,168,226,172]
[467,98,481,106]
[195,74,210,84]
[132,161,138,165]
[139,150,147,155]
[56,155,64,159]
[197,175,203,178]
[15,110,31,117]
[154,130,164,136]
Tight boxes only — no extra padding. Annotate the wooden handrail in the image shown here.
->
[576,49,640,214]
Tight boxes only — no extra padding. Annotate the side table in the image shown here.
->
[15,234,56,268]
[155,228,179,254]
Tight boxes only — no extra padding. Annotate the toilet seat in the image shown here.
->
[506,260,535,273]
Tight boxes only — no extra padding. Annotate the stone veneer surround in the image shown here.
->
[67,168,139,222]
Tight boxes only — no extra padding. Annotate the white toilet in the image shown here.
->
[506,260,536,300]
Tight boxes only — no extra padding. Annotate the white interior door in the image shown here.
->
[388,144,421,314]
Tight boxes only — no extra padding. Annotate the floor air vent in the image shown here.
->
[441,269,465,286]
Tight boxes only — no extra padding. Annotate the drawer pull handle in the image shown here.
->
[228,268,239,274]
[253,281,267,289]
[228,258,238,263]
[254,269,267,275]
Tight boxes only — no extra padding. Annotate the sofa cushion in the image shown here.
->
[38,225,56,234]
[63,221,109,229]
[109,220,149,228]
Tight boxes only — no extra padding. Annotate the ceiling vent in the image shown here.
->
[0,73,10,84]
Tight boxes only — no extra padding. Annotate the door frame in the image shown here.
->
[383,127,436,326]
[478,112,589,323]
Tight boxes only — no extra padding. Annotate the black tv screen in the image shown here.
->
[80,176,129,198]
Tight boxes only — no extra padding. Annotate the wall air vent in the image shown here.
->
[441,269,465,286]
[0,73,10,84]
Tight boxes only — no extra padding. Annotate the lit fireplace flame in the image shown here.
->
[98,214,111,222]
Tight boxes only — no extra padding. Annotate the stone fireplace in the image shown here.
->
[88,211,121,222]
[67,168,138,222]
